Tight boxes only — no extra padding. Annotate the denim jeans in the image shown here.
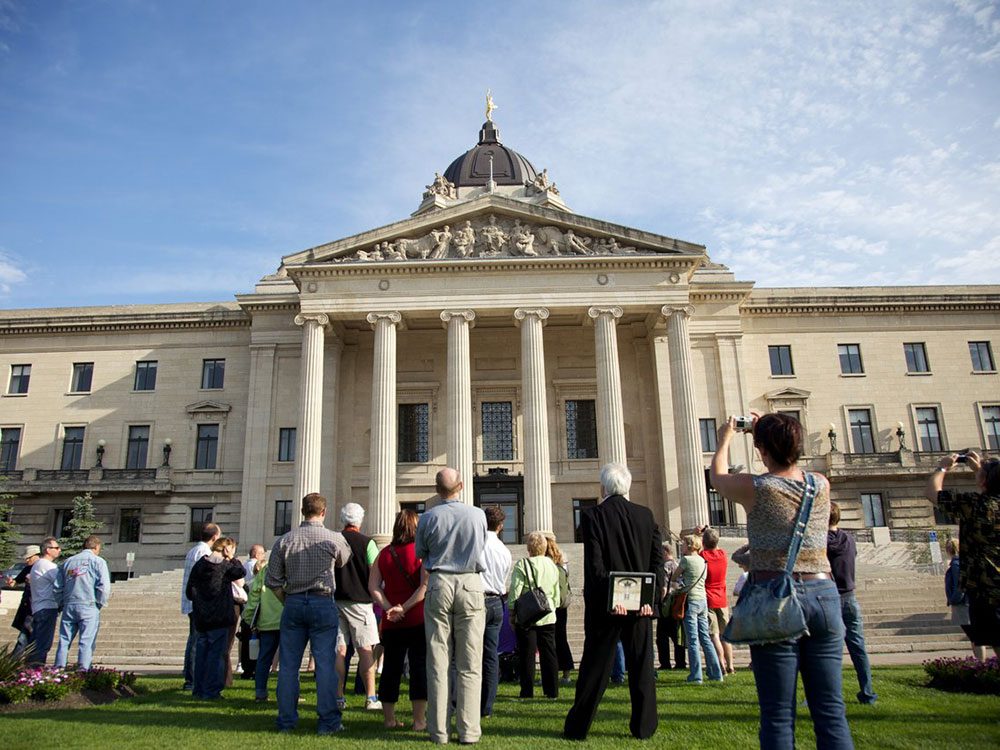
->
[277,593,340,733]
[481,594,503,716]
[255,630,281,700]
[684,598,723,682]
[840,592,876,704]
[183,614,197,687]
[54,609,101,669]
[193,626,228,699]
[28,608,59,666]
[750,578,854,750]
[611,639,625,682]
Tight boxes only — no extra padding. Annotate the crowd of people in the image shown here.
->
[4,413,998,749]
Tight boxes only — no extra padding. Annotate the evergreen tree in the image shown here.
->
[60,492,104,558]
[0,490,17,570]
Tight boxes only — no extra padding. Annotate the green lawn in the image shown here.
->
[2,666,997,749]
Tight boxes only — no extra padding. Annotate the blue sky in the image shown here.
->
[1,1,998,308]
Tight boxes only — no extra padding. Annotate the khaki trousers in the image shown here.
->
[424,571,486,744]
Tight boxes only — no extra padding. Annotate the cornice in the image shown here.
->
[0,311,249,336]
[743,298,1000,316]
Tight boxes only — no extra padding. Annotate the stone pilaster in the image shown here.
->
[293,313,331,524]
[367,311,402,544]
[514,307,553,536]
[662,305,709,528]
[441,310,476,499]
[238,343,277,543]
[588,306,627,467]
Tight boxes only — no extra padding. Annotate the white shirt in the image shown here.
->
[243,559,257,580]
[181,541,211,615]
[479,531,513,595]
[734,572,748,598]
[30,557,60,614]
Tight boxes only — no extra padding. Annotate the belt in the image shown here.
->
[485,592,505,598]
[752,571,830,582]
[303,588,333,597]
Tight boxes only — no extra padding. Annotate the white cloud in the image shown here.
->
[0,249,27,294]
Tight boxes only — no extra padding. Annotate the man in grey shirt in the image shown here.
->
[415,468,488,745]
[266,493,351,735]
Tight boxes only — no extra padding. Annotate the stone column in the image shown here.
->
[514,308,553,536]
[239,342,277,543]
[662,305,709,528]
[293,313,330,523]
[441,310,476,499]
[368,311,402,544]
[588,306,627,467]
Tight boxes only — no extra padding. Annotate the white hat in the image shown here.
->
[23,544,41,560]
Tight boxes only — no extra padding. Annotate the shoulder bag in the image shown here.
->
[723,472,817,645]
[513,558,552,626]
[669,563,705,620]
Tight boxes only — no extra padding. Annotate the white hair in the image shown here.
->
[340,502,365,527]
[600,463,632,498]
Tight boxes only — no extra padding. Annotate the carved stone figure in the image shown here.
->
[564,229,592,256]
[526,168,560,196]
[512,220,538,256]
[453,220,476,257]
[481,215,508,256]
[382,241,406,261]
[423,172,457,200]
[429,225,453,259]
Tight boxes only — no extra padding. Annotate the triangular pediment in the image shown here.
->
[282,194,705,268]
[185,400,232,416]
[765,387,812,401]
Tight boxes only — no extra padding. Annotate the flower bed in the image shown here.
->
[0,665,136,705]
[924,656,1000,695]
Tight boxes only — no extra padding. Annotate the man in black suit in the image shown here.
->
[563,463,664,741]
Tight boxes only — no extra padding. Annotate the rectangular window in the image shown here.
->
[838,344,864,375]
[573,498,598,543]
[481,401,514,461]
[848,409,876,454]
[984,406,1000,451]
[126,425,150,469]
[777,410,802,424]
[70,362,94,393]
[134,360,158,391]
[118,508,141,543]
[0,427,21,472]
[969,341,995,372]
[699,418,718,452]
[53,508,74,539]
[707,489,734,527]
[398,403,430,463]
[768,345,794,376]
[195,424,219,469]
[8,364,30,394]
[916,407,943,451]
[201,359,225,389]
[274,500,292,536]
[61,426,86,470]
[904,343,929,373]
[860,492,886,527]
[189,507,214,542]
[277,428,296,462]
[566,399,598,459]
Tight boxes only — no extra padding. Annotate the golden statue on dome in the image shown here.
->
[485,89,497,122]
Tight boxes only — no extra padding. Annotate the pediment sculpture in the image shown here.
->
[340,215,650,263]
[423,172,458,200]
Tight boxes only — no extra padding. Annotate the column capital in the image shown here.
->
[514,307,550,327]
[440,309,477,329]
[661,304,695,320]
[367,311,403,329]
[294,312,330,328]
[587,305,623,321]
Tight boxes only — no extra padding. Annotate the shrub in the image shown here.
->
[924,656,1000,694]
[80,666,131,691]
[0,643,32,682]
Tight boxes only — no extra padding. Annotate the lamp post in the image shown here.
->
[162,438,172,467]
[95,439,106,468]
[896,421,906,450]
[827,423,838,453]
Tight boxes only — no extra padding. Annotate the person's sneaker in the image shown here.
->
[336,697,347,710]
[365,696,383,711]
[560,677,573,686]
[255,695,268,702]
[318,725,345,736]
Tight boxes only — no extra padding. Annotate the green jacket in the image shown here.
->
[508,555,562,627]
[243,562,283,631]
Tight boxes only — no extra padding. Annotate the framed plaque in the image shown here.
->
[607,571,656,612]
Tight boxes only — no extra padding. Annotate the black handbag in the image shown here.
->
[513,558,552,626]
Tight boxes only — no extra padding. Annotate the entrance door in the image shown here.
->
[473,471,524,544]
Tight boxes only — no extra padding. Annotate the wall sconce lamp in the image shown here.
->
[896,421,906,450]
[162,438,172,467]
[95,439,106,468]
[827,423,838,453]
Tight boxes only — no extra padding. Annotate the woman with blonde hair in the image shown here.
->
[545,535,574,683]
[509,531,562,699]
[677,533,722,683]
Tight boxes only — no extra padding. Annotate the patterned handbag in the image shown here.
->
[722,473,817,646]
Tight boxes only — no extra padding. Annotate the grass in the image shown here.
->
[2,666,998,749]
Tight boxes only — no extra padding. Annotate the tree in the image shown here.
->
[59,493,104,558]
[0,490,17,571]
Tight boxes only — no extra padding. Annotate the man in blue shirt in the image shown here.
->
[54,535,111,670]
[28,537,63,666]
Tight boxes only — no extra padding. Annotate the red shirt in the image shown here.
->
[376,542,424,630]
[700,548,729,609]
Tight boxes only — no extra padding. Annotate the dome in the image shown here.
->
[443,120,538,188]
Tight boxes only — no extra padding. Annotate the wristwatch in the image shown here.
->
[935,467,948,473]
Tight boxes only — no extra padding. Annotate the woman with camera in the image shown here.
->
[710,413,853,749]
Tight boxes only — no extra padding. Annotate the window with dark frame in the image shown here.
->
[189,507,214,542]
[904,343,930,373]
[860,492,887,527]
[134,360,158,391]
[699,418,718,452]
[777,410,802,424]
[848,409,876,454]
[118,508,141,543]
[572,498,598,543]
[481,401,514,461]
[71,362,94,392]
[201,359,225,389]
[398,403,429,463]
[916,407,943,451]
[61,426,86,470]
[838,344,864,374]
[195,423,219,469]
[566,399,598,459]
[768,345,794,376]
[53,508,74,539]
[0,427,21,472]
[708,488,734,526]
[969,341,996,372]
[126,425,150,469]
[278,427,296,462]
[984,406,1000,451]
[274,500,292,536]
[9,364,30,394]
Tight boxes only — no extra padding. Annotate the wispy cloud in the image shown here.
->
[0,248,27,294]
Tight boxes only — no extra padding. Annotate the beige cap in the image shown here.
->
[23,544,41,560]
